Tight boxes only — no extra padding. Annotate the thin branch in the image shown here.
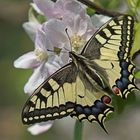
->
[77,0,122,17]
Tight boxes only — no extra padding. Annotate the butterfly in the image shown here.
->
[22,15,139,132]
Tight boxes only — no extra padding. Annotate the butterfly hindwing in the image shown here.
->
[22,63,77,124]
[22,60,113,128]
[71,95,113,133]
[82,15,138,98]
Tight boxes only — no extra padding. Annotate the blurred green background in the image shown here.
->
[0,1,77,140]
[0,0,140,140]
[0,0,60,139]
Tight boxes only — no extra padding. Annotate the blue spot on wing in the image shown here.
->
[84,107,91,115]
[75,105,83,114]
[121,61,129,69]
[116,80,124,90]
[121,77,129,87]
[122,69,129,77]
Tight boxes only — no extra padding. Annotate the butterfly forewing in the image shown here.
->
[82,15,139,98]
[22,63,77,124]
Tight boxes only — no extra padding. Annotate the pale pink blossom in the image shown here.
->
[33,0,95,52]
[33,0,86,20]
[14,19,70,94]
[28,121,54,135]
[23,22,41,42]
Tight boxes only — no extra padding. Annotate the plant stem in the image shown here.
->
[77,0,122,17]
[74,120,83,140]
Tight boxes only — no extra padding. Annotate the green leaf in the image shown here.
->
[94,0,120,9]
[127,0,140,12]
[28,7,39,23]
[131,22,140,57]
[87,8,95,16]
[112,95,126,115]
[127,0,140,21]
[74,121,83,140]
[112,93,136,116]
[126,92,136,105]
[100,0,120,9]
[135,71,140,78]
[37,15,46,23]
[28,7,46,24]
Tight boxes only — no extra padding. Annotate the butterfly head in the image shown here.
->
[69,51,85,61]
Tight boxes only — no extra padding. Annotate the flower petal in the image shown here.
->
[33,0,54,17]
[42,19,70,51]
[30,3,43,15]
[64,0,85,15]
[28,121,54,135]
[23,22,41,42]
[35,27,54,52]
[24,62,59,95]
[14,52,41,69]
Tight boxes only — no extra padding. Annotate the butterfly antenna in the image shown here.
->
[65,28,72,52]
[47,49,54,52]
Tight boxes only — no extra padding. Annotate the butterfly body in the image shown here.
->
[69,51,108,89]
[22,15,139,132]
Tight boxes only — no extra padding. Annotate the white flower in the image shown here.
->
[33,0,86,20]
[14,19,70,94]
[28,121,54,135]
[22,2,43,42]
[30,2,43,15]
[33,0,96,52]
[23,22,41,42]
[66,14,95,52]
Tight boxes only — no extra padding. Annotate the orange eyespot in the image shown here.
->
[102,95,111,104]
[112,86,120,95]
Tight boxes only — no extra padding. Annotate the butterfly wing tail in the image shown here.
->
[70,95,114,132]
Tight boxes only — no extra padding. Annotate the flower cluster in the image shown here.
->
[14,0,96,135]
